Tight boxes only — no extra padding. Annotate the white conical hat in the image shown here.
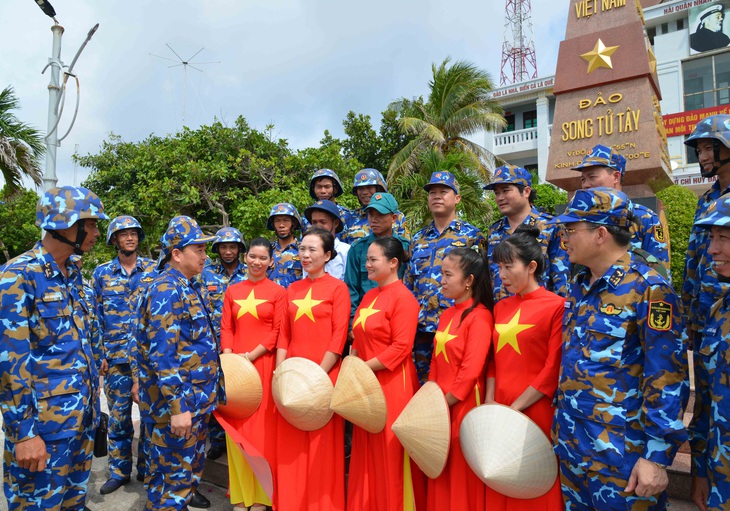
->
[330,356,387,434]
[217,353,263,419]
[459,403,558,499]
[391,381,450,478]
[272,357,334,431]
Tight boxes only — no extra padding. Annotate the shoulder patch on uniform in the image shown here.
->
[451,240,466,247]
[599,303,622,315]
[648,300,673,331]
[654,224,665,243]
[608,268,625,287]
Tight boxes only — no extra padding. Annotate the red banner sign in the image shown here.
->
[663,104,730,137]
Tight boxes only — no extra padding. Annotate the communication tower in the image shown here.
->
[500,0,538,85]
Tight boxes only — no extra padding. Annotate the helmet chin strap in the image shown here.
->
[699,141,730,178]
[49,219,88,255]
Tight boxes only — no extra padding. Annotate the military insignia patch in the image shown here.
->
[608,268,625,287]
[451,240,466,247]
[648,301,672,331]
[141,276,154,283]
[43,291,63,302]
[599,303,622,315]
[654,224,665,242]
[207,285,218,292]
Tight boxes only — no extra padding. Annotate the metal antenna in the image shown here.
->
[150,44,220,124]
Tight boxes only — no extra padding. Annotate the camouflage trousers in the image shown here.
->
[559,458,667,511]
[3,417,94,511]
[413,331,435,385]
[145,414,209,511]
[208,414,225,450]
[104,363,147,480]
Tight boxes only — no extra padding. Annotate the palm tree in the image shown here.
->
[0,86,44,196]
[389,148,496,232]
[387,58,505,184]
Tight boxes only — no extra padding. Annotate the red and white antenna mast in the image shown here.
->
[500,0,538,85]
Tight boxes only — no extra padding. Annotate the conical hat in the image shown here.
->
[391,381,450,478]
[217,353,263,419]
[330,356,387,434]
[459,403,558,499]
[272,357,334,431]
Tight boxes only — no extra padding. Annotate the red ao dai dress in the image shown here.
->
[488,286,564,511]
[427,299,492,511]
[276,273,350,511]
[346,280,426,511]
[218,277,287,508]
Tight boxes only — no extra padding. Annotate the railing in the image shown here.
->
[493,125,553,148]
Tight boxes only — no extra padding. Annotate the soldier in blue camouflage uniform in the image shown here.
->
[682,115,730,511]
[342,168,409,244]
[572,144,671,276]
[267,202,303,288]
[552,188,688,511]
[197,226,246,461]
[92,215,156,494]
[0,186,109,511]
[687,194,730,511]
[136,216,224,511]
[484,164,569,301]
[405,171,485,384]
[300,168,351,239]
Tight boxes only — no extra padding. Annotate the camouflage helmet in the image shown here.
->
[304,200,345,233]
[157,215,216,270]
[423,171,460,194]
[212,226,246,253]
[309,168,344,200]
[694,194,730,230]
[266,203,302,231]
[553,187,632,228]
[106,215,145,245]
[35,186,109,230]
[684,115,730,178]
[571,144,627,175]
[483,164,532,190]
[352,168,388,194]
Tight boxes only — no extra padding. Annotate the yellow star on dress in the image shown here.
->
[581,38,619,73]
[293,288,324,322]
[352,297,381,331]
[495,309,535,355]
[234,289,268,320]
[434,319,458,363]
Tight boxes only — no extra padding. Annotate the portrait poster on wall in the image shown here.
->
[689,1,730,54]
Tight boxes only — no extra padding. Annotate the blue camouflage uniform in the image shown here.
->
[266,203,303,288]
[572,144,671,274]
[0,186,108,511]
[93,254,156,484]
[687,180,730,511]
[269,240,302,288]
[487,208,569,301]
[552,189,688,511]
[136,216,224,511]
[405,171,485,383]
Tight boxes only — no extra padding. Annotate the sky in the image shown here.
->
[1,0,568,189]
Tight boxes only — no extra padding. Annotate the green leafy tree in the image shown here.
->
[657,184,699,289]
[387,58,505,184]
[0,86,44,196]
[0,187,40,264]
[340,110,413,175]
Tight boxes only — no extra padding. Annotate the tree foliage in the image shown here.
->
[0,86,44,197]
[0,186,40,264]
[657,184,698,289]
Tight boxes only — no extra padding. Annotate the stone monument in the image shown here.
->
[546,0,672,196]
